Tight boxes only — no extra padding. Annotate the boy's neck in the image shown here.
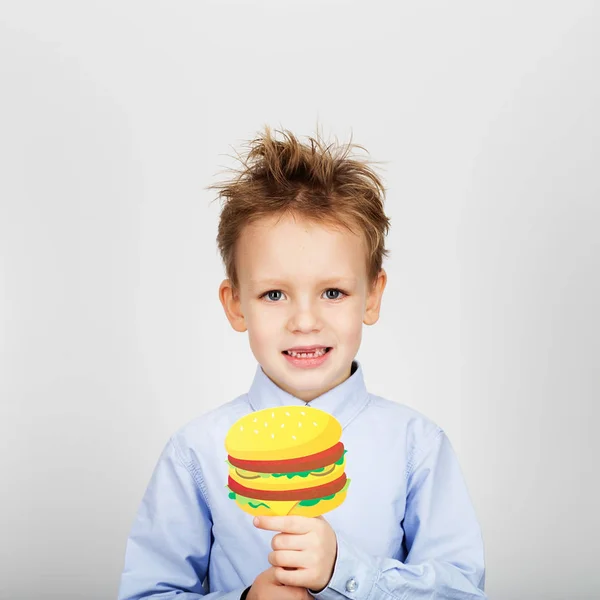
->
[263,362,357,403]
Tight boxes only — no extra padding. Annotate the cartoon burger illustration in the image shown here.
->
[225,405,350,517]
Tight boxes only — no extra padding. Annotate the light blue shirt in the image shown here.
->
[118,360,486,599]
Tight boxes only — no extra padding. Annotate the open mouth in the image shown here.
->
[282,347,332,359]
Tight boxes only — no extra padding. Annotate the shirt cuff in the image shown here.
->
[310,533,379,600]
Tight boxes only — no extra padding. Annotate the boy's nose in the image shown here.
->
[287,305,322,333]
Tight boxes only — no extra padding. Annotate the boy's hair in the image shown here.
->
[210,126,391,292]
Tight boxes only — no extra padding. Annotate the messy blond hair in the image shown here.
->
[211,126,391,292]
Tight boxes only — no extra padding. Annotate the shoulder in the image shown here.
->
[365,392,444,455]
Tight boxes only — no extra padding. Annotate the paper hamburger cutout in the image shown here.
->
[225,405,350,517]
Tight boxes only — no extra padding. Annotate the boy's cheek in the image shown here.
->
[247,310,287,337]
[247,322,278,353]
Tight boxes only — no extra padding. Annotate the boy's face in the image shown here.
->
[219,213,386,402]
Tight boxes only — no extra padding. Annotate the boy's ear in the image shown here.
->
[219,279,247,332]
[363,269,387,326]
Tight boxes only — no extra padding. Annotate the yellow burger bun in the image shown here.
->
[225,405,342,462]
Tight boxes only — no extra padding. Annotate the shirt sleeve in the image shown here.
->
[310,429,487,600]
[117,437,247,600]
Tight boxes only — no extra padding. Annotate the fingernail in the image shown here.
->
[253,517,259,526]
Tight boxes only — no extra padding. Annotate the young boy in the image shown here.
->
[118,128,487,600]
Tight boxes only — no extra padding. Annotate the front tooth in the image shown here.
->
[289,349,325,358]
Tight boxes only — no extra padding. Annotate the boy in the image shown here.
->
[118,128,487,599]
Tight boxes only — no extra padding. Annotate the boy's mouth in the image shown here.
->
[282,347,332,359]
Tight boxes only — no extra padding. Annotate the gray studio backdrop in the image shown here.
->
[0,2,598,599]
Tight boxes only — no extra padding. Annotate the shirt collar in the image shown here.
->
[247,360,370,430]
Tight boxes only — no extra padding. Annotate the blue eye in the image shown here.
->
[263,290,284,302]
[324,289,345,300]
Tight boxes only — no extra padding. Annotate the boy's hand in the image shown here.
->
[246,566,313,600]
[253,515,338,593]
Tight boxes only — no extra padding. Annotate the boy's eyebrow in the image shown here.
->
[250,277,357,287]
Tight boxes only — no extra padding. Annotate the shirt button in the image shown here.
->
[345,578,359,593]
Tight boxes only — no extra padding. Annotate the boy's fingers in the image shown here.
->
[265,566,293,585]
[273,566,310,588]
[253,515,313,534]
[268,549,310,569]
[271,532,310,551]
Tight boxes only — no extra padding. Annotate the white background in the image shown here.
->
[1,2,599,599]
